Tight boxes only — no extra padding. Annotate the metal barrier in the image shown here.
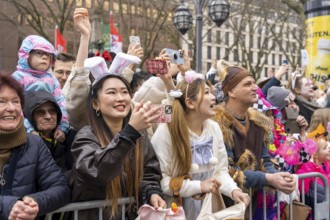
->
[45,197,134,220]
[252,172,329,220]
[46,172,329,220]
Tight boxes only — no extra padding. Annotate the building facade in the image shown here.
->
[0,0,179,72]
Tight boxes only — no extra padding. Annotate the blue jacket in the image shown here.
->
[0,134,71,219]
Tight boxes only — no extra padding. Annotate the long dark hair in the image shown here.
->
[87,74,144,217]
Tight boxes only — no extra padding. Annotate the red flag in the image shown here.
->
[109,11,122,53]
[55,26,67,53]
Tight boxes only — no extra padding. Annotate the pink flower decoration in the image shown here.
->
[276,143,301,165]
[303,139,318,154]
[328,122,330,133]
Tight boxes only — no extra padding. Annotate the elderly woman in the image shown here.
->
[23,90,75,174]
[0,73,70,219]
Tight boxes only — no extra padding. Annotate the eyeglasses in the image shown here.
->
[34,108,58,117]
[30,50,52,58]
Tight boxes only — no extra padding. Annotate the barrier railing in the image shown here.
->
[46,172,329,220]
[46,197,134,220]
[253,172,329,220]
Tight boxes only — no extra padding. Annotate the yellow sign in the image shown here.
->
[305,15,330,90]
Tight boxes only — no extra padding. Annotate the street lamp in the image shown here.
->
[173,0,230,73]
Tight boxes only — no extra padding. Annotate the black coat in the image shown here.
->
[71,125,163,220]
[0,134,71,219]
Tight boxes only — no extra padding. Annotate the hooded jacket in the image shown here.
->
[12,35,69,134]
[23,90,70,172]
[0,134,71,219]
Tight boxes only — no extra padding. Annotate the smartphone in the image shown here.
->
[151,104,172,123]
[282,59,288,65]
[129,36,140,46]
[146,59,168,75]
[164,48,184,65]
[284,107,300,133]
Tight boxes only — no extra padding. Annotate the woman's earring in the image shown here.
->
[96,110,100,117]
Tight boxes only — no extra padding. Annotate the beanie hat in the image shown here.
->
[222,66,251,96]
[267,86,290,110]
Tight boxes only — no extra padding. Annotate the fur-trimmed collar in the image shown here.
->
[213,105,273,148]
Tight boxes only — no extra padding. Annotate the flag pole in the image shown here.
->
[109,11,112,50]
[55,25,58,51]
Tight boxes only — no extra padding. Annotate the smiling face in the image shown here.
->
[33,102,58,136]
[28,50,52,71]
[92,77,132,123]
[53,60,74,88]
[0,86,22,131]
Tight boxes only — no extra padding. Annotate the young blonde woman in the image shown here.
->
[151,71,250,220]
[307,108,330,141]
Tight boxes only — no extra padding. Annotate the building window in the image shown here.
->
[25,14,32,25]
[153,9,158,19]
[216,47,220,60]
[225,48,229,58]
[113,2,119,12]
[76,0,82,7]
[279,54,282,65]
[234,49,238,62]
[225,32,229,45]
[272,53,275,65]
[167,12,172,21]
[189,44,193,53]
[17,14,22,24]
[207,30,212,42]
[207,46,211,59]
[207,62,212,71]
[122,3,127,14]
[86,0,92,8]
[103,1,109,11]
[130,5,135,14]
[216,31,220,42]
[264,67,268,76]
[137,6,142,15]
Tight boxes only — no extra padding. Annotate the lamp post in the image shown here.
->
[173,0,230,73]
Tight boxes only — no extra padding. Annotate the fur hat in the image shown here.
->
[267,86,290,110]
[221,66,251,96]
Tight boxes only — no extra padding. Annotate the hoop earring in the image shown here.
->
[95,110,100,117]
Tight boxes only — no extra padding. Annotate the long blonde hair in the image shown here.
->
[88,75,144,217]
[168,79,205,176]
[307,108,330,141]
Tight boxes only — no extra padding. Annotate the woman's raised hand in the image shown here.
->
[128,101,161,131]
[74,8,91,37]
